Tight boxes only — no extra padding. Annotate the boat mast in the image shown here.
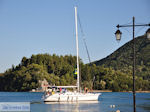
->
[75,6,80,92]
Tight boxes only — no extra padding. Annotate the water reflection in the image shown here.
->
[44,101,100,112]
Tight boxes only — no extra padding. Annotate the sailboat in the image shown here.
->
[44,6,101,102]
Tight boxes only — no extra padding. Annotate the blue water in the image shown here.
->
[0,92,150,112]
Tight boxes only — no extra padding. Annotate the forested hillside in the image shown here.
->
[0,53,150,92]
[94,35,150,83]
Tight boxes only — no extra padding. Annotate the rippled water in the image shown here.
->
[0,92,150,112]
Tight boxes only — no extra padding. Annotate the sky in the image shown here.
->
[0,0,150,73]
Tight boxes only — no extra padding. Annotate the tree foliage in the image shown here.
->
[0,50,150,91]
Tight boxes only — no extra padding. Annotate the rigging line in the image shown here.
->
[121,27,132,36]
[78,14,91,64]
[121,19,132,26]
[135,26,146,37]
[135,21,150,25]
[78,14,95,88]
[121,21,132,27]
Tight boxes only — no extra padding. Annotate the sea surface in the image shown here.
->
[0,92,150,112]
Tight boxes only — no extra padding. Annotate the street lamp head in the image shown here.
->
[146,28,150,40]
[115,29,122,41]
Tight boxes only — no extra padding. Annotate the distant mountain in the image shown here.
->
[93,35,150,80]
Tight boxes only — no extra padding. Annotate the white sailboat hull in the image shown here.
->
[44,92,101,102]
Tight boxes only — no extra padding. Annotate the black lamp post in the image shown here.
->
[115,17,150,112]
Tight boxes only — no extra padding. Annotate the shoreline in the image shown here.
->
[91,90,150,93]
[92,90,112,92]
[0,90,150,93]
